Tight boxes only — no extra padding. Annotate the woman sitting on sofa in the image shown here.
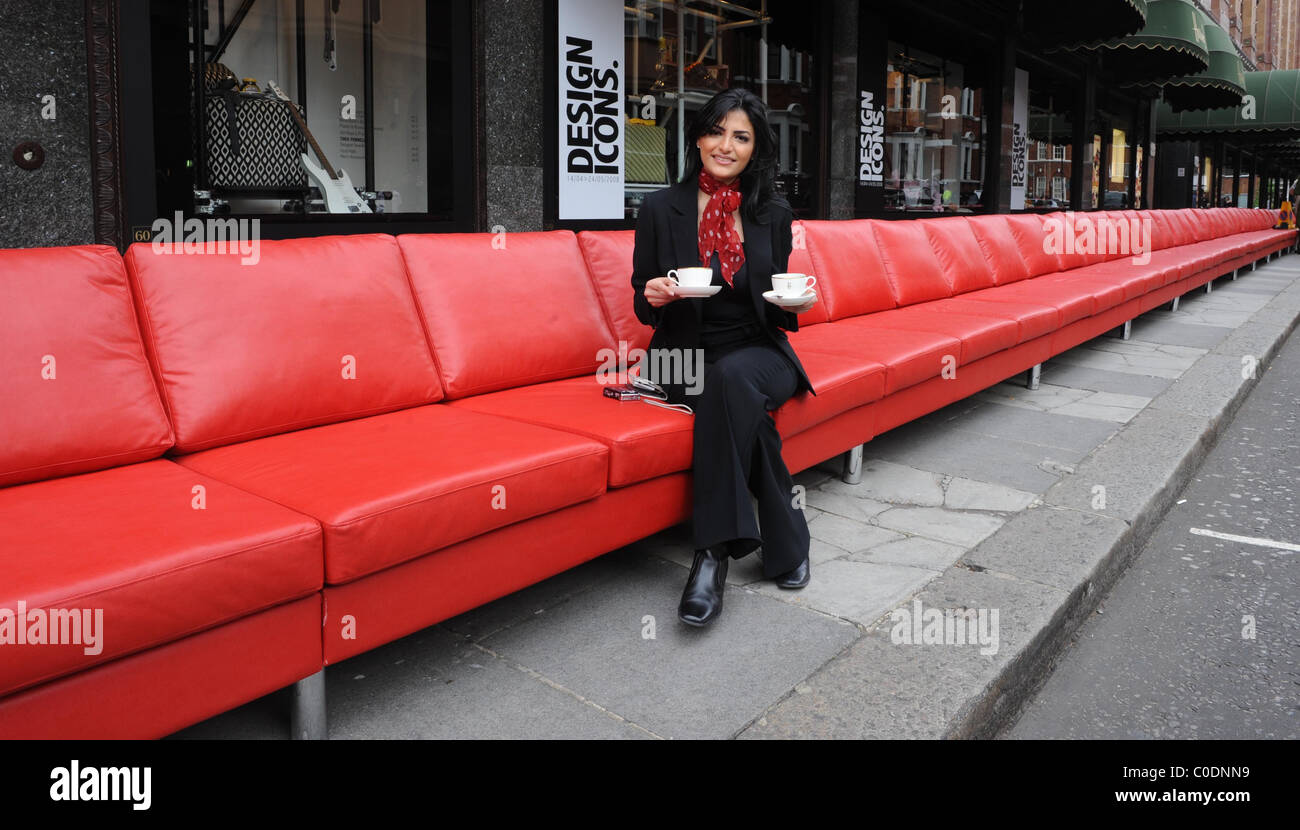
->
[630,87,819,628]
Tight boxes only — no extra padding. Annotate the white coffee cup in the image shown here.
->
[667,267,713,288]
[771,273,817,297]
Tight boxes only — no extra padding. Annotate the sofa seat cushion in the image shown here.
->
[957,275,1120,323]
[176,405,610,585]
[836,308,1020,364]
[920,297,1061,342]
[790,323,961,396]
[0,459,322,697]
[1064,262,1166,301]
[772,350,886,437]
[448,374,693,488]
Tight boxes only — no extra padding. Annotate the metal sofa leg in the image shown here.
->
[1026,362,1041,390]
[1252,259,1258,271]
[291,669,327,740]
[1121,319,1132,340]
[1205,278,1213,293]
[1232,268,1239,280]
[842,444,863,485]
[1170,295,1180,312]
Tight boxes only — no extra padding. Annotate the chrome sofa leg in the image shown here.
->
[1231,268,1239,280]
[1205,279,1213,293]
[1026,363,1041,390]
[1121,319,1132,340]
[1170,295,1180,312]
[291,669,327,740]
[842,444,863,485]
[1251,259,1258,271]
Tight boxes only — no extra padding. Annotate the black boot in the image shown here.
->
[774,556,810,589]
[678,547,728,626]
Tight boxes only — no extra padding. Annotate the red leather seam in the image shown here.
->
[2,441,174,479]
[167,398,444,454]
[393,237,449,400]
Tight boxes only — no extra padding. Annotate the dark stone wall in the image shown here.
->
[0,0,94,248]
[479,0,545,232]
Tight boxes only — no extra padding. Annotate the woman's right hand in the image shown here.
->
[644,276,680,308]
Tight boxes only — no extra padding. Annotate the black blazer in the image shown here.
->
[630,178,816,404]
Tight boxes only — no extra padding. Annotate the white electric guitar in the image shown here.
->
[267,80,372,214]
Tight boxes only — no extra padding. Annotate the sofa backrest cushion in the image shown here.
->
[401,231,616,398]
[966,215,1032,284]
[923,218,996,294]
[800,220,896,320]
[872,219,954,306]
[576,230,651,353]
[1002,214,1062,278]
[788,221,830,325]
[126,234,441,453]
[1,245,173,487]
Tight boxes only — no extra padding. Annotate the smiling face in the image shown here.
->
[697,108,754,185]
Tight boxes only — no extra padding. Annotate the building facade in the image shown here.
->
[1,0,1297,251]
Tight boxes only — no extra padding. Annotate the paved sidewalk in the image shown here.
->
[175,252,1300,739]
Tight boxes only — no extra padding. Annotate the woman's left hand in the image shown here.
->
[785,295,817,315]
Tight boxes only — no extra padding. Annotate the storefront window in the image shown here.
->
[149,0,457,220]
[1027,83,1073,209]
[1104,123,1133,209]
[623,0,824,218]
[882,42,986,212]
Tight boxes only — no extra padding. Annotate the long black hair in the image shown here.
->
[681,87,785,222]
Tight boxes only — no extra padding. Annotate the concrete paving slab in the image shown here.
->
[1036,362,1174,397]
[478,552,858,739]
[746,558,938,626]
[874,505,1006,546]
[942,477,1039,512]
[808,511,905,553]
[963,504,1133,593]
[847,535,966,570]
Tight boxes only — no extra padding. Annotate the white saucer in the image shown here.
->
[763,289,817,308]
[673,284,721,298]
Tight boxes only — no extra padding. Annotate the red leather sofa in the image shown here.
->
[0,208,1293,738]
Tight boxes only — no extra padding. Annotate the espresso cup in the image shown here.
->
[667,267,713,288]
[771,273,816,297]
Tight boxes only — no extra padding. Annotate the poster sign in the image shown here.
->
[557,0,623,219]
[854,7,888,215]
[1010,68,1028,210]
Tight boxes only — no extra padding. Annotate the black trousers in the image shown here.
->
[690,341,810,578]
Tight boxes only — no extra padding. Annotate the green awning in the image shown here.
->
[1157,70,1300,137]
[1074,0,1208,82]
[1024,0,1147,49]
[1161,7,1246,112]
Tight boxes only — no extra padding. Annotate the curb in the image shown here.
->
[945,252,1300,738]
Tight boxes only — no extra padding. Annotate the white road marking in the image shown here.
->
[1189,527,1300,553]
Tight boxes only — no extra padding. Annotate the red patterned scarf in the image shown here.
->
[697,169,745,288]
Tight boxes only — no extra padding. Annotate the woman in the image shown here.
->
[630,87,819,628]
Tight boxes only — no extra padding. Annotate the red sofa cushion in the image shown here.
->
[791,323,961,395]
[917,296,1061,342]
[924,218,997,294]
[788,221,831,325]
[125,234,441,453]
[0,246,172,488]
[448,374,694,488]
[176,405,610,585]
[0,459,321,697]
[771,350,886,436]
[871,219,954,305]
[839,308,1020,364]
[576,230,651,354]
[801,220,896,320]
[967,215,1033,285]
[958,277,1104,325]
[1002,214,1062,277]
[401,231,615,398]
